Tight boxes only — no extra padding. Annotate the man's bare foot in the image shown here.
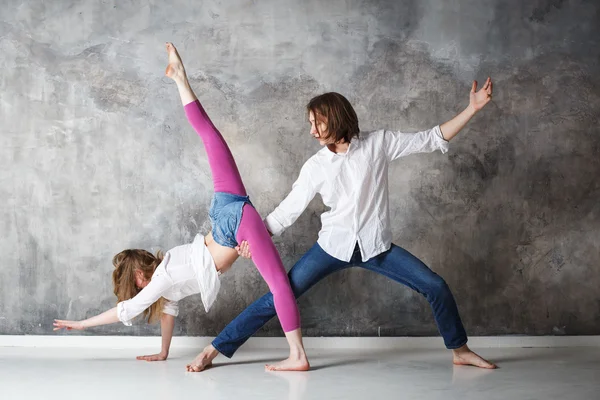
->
[165,42,186,82]
[452,345,497,369]
[186,345,219,372]
[265,355,310,372]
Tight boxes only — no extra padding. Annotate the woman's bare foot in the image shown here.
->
[186,345,219,372]
[452,345,497,369]
[265,354,310,372]
[165,42,186,82]
[164,42,197,105]
[266,329,310,372]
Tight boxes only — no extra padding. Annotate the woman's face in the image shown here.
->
[134,269,149,290]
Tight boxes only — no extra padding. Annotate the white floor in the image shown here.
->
[1,345,598,400]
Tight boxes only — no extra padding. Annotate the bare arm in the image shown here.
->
[136,313,175,362]
[160,313,175,354]
[440,78,493,141]
[54,307,119,331]
[55,258,173,331]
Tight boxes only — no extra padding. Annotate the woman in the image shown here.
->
[54,43,310,373]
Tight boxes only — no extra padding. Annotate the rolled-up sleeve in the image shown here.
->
[116,261,173,326]
[383,125,449,161]
[117,301,134,327]
[162,299,179,317]
[264,160,318,236]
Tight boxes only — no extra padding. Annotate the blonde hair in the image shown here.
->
[112,249,165,324]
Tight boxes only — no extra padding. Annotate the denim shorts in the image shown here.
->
[209,192,253,248]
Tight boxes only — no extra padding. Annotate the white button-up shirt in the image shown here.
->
[116,234,220,326]
[265,126,449,262]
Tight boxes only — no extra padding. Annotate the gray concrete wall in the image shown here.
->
[1,0,599,337]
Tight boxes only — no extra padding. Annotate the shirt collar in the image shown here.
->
[322,137,361,160]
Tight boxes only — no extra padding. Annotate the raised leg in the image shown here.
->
[165,42,246,195]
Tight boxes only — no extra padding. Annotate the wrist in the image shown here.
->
[466,104,477,116]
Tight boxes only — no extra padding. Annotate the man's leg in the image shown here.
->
[360,244,496,369]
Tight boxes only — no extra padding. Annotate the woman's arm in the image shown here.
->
[54,307,119,331]
[136,313,175,361]
[55,257,173,330]
[440,78,493,141]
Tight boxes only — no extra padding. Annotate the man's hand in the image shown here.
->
[469,77,493,112]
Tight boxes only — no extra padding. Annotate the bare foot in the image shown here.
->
[186,345,219,372]
[265,355,310,372]
[165,42,186,82]
[452,345,497,369]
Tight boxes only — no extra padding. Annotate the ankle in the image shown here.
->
[452,345,470,355]
[289,347,306,360]
[204,345,219,358]
[175,78,189,89]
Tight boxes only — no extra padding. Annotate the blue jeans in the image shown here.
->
[212,243,468,357]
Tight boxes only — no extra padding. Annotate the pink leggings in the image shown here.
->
[184,100,300,332]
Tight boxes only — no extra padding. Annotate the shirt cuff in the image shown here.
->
[162,301,179,317]
[432,125,449,154]
[117,301,133,327]
[264,213,286,236]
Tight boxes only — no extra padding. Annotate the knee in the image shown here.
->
[425,275,451,300]
[269,278,294,300]
[269,279,295,303]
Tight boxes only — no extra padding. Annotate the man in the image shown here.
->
[189,79,496,371]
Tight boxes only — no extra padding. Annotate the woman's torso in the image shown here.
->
[204,231,238,274]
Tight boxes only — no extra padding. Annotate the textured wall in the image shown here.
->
[1,0,599,337]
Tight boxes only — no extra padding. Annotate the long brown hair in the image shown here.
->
[112,249,165,324]
[307,92,360,144]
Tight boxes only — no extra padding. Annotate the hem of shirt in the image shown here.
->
[316,240,392,263]
[361,243,392,262]
[191,234,221,313]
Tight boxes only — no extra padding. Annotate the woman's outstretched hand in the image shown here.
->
[53,320,85,331]
[235,241,252,259]
[469,77,493,112]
